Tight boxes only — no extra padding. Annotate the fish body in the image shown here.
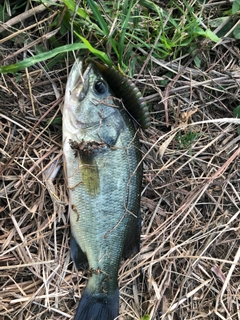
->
[62,59,142,320]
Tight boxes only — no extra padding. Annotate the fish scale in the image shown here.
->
[63,58,142,320]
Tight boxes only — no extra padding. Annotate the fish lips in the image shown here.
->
[65,58,92,102]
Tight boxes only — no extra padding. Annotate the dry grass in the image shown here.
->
[1,1,240,320]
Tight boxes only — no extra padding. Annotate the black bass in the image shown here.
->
[62,58,142,320]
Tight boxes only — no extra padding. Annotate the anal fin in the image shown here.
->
[122,211,141,259]
[71,234,89,270]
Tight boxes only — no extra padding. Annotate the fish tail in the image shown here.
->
[74,288,119,320]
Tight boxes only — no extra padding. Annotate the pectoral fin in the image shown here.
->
[81,161,99,196]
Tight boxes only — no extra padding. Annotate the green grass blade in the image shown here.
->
[204,29,221,42]
[0,43,87,74]
[84,0,119,60]
[118,0,135,65]
[63,0,88,19]
[87,0,109,36]
[75,32,113,66]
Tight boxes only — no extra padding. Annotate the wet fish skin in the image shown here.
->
[63,59,142,320]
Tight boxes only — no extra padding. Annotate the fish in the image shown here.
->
[62,58,143,320]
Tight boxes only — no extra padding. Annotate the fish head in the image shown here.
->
[63,58,119,136]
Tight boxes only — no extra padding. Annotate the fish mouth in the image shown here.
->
[65,58,90,97]
[68,59,103,103]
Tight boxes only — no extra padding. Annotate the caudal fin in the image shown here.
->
[74,288,119,320]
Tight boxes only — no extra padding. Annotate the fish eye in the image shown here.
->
[93,80,108,95]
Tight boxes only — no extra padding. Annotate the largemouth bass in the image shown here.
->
[62,58,142,320]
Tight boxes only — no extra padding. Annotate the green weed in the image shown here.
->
[0,0,224,74]
[177,130,201,150]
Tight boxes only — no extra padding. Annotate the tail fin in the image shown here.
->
[74,288,119,320]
